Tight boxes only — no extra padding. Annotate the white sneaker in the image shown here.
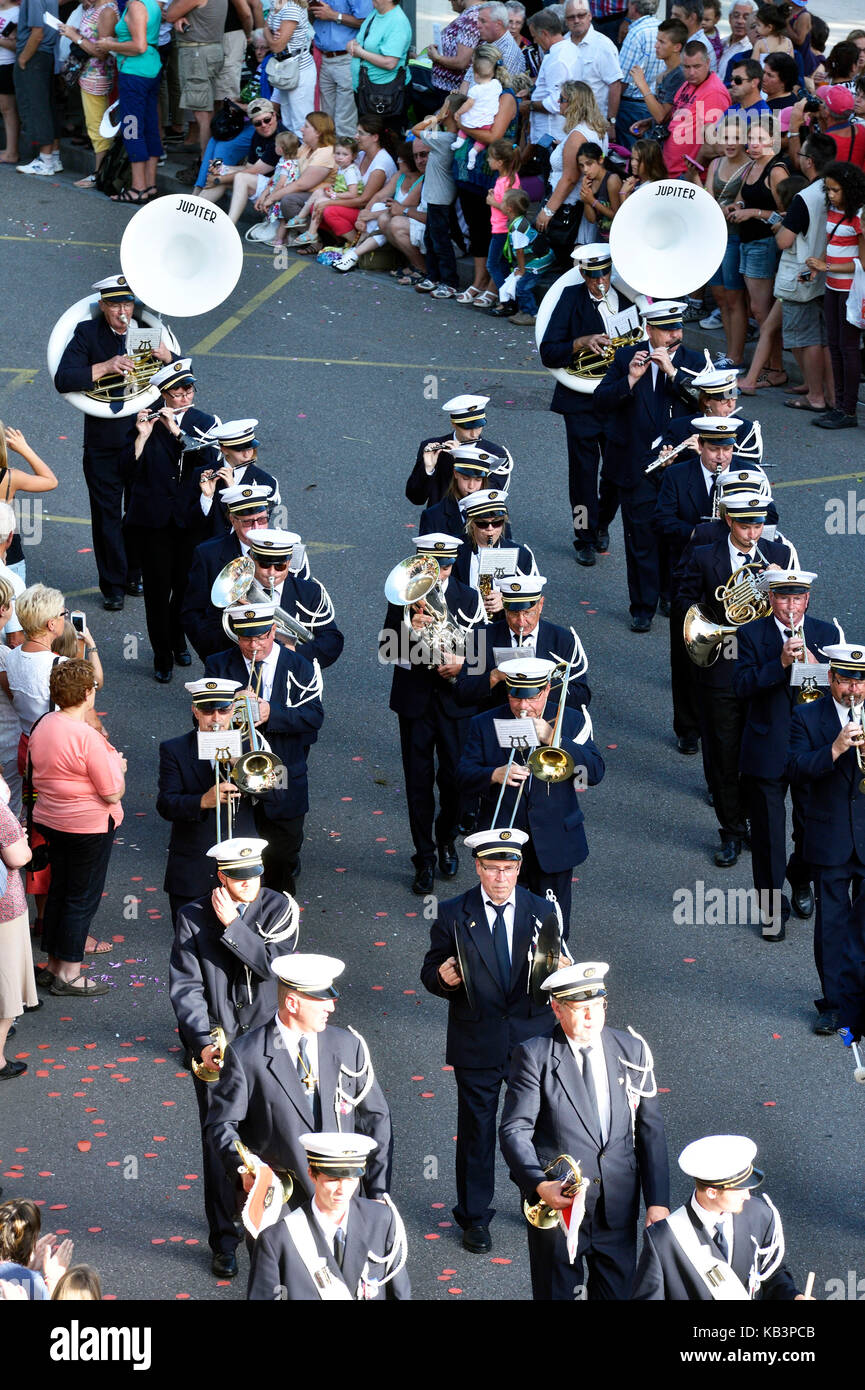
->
[49,153,63,172]
[699,307,722,330]
[333,249,358,272]
[16,156,55,176]
[245,221,278,243]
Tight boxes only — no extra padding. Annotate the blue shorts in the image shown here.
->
[709,233,744,291]
[739,235,781,281]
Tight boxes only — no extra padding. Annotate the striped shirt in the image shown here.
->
[618,15,664,101]
[825,208,863,292]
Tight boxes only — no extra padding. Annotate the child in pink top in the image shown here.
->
[485,140,523,304]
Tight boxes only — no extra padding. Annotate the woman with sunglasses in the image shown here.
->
[451,492,536,621]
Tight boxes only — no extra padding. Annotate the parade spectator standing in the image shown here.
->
[309,0,373,136]
[670,1,717,70]
[265,0,316,139]
[626,15,686,144]
[163,0,228,159]
[57,1,119,190]
[564,0,622,125]
[775,131,833,413]
[616,0,662,148]
[719,0,754,83]
[14,0,59,176]
[0,781,33,1080]
[412,96,462,297]
[452,45,517,305]
[662,40,729,178]
[525,8,581,147]
[806,160,865,431]
[426,0,481,109]
[0,0,20,166]
[478,2,525,78]
[761,50,798,112]
[727,57,771,131]
[347,0,411,125]
[587,0,628,48]
[98,0,165,204]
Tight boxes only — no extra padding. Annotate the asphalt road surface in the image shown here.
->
[2,171,865,1344]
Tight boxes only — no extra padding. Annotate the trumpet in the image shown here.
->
[793,624,823,704]
[847,700,865,794]
[523,1155,584,1228]
[714,548,771,626]
[191,1026,228,1083]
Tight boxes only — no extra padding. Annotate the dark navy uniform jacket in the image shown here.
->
[380,577,483,723]
[182,530,314,662]
[453,616,591,714]
[54,312,146,455]
[500,1023,670,1230]
[186,460,281,543]
[733,613,839,780]
[633,1195,798,1300]
[674,535,794,690]
[654,457,780,579]
[206,1020,393,1200]
[594,342,705,488]
[205,646,323,821]
[248,1196,411,1301]
[406,434,510,507]
[786,697,865,867]
[169,888,296,1062]
[659,412,757,465]
[125,407,220,530]
[458,703,604,872]
[157,728,257,897]
[420,883,555,1069]
[539,279,635,421]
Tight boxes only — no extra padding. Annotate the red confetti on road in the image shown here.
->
[763,1101,776,1107]
[683,958,696,964]
[490,1257,512,1265]
[424,1233,440,1240]
[77,1141,92,1153]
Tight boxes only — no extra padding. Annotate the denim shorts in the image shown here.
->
[739,235,781,281]
[709,233,744,291]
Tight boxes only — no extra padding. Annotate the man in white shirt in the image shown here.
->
[718,0,755,84]
[524,7,582,144]
[564,0,622,123]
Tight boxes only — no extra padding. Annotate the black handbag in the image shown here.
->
[545,203,582,266]
[61,41,89,92]
[211,99,246,141]
[357,63,405,118]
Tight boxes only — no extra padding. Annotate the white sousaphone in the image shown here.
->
[535,179,727,395]
[47,193,245,419]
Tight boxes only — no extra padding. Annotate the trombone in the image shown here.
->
[213,743,237,843]
[231,676,285,796]
[526,635,581,784]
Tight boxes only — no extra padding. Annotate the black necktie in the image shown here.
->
[333,1224,346,1270]
[784,628,792,639]
[488,901,511,990]
[708,476,717,508]
[580,1046,603,1144]
[713,1220,730,1263]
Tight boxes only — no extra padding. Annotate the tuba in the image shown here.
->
[210,557,314,647]
[523,1155,584,1228]
[48,194,243,418]
[191,1026,228,1083]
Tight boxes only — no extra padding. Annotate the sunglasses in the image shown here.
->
[55,609,70,621]
[253,115,274,127]
[476,519,504,529]
[730,77,747,85]
[257,560,289,570]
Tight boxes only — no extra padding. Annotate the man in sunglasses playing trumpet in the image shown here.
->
[457,656,605,935]
[170,835,300,1280]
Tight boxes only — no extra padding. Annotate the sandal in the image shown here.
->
[396,268,424,286]
[50,976,110,998]
[455,285,484,304]
[141,185,159,202]
[110,187,147,204]
[763,369,788,387]
[85,937,113,954]
[35,967,55,987]
[472,290,498,308]
[293,242,321,255]
[291,229,319,247]
[74,174,97,189]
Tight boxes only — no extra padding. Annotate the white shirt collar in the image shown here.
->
[310,1197,348,1251]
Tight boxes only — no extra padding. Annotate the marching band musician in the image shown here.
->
[594,300,705,633]
[157,678,257,925]
[248,1134,410,1302]
[380,532,484,896]
[53,275,173,611]
[405,394,511,509]
[182,484,273,661]
[127,358,220,683]
[733,571,838,942]
[633,1135,809,1302]
[499,962,670,1301]
[786,645,865,1036]
[453,575,591,716]
[453,490,537,621]
[654,363,758,466]
[417,444,511,540]
[538,244,632,567]
[676,492,795,870]
[244,529,344,672]
[206,954,393,1228]
[419,827,556,1256]
[169,836,301,1280]
[205,602,324,896]
[654,416,741,758]
[193,420,281,544]
[457,657,605,934]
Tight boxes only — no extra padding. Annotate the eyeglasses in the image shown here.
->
[476,519,503,528]
[55,609,70,621]
[257,560,289,570]
[730,77,747,85]
[253,116,274,127]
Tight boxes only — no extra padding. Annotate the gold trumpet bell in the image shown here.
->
[191,1026,228,1083]
[683,605,739,668]
[527,746,575,783]
[523,1154,583,1228]
[796,681,823,705]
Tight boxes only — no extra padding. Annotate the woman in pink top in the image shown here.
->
[28,660,126,999]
